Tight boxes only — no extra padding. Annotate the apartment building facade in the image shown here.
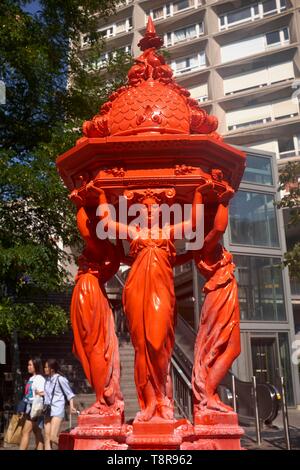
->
[80,0,300,165]
[79,0,300,406]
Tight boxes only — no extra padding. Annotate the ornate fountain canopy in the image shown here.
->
[82,17,219,139]
[56,17,246,195]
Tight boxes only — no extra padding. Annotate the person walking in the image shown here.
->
[19,357,45,450]
[42,359,76,450]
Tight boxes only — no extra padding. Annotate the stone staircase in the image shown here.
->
[119,339,139,422]
[69,340,139,422]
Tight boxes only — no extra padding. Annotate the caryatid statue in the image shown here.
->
[69,187,124,417]
[192,172,240,416]
[85,183,202,422]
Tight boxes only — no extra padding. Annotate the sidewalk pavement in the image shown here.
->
[1,401,300,451]
[241,408,300,450]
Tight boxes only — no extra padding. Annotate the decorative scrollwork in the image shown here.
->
[104,167,126,177]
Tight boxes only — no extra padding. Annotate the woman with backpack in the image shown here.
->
[19,357,45,450]
[42,358,76,450]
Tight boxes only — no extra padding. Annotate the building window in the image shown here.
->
[263,0,277,14]
[119,45,132,54]
[263,0,286,15]
[88,51,114,70]
[98,26,114,38]
[243,154,273,186]
[81,34,91,47]
[174,25,197,44]
[116,0,133,6]
[165,23,203,46]
[266,29,280,45]
[116,20,127,35]
[173,0,195,14]
[221,26,290,62]
[152,6,164,21]
[88,45,131,71]
[290,277,300,297]
[229,191,279,247]
[172,52,205,75]
[223,61,294,95]
[188,83,209,103]
[97,18,132,40]
[219,0,287,31]
[283,26,289,41]
[266,27,289,47]
[234,255,286,321]
[278,138,298,159]
[147,1,198,23]
[227,6,253,26]
[227,97,298,131]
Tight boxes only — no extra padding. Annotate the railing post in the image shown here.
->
[280,376,291,450]
[171,357,193,422]
[252,376,261,446]
[189,384,193,421]
[231,374,237,413]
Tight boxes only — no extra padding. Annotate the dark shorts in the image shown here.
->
[25,403,44,429]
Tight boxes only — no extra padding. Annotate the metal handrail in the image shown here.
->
[170,356,193,422]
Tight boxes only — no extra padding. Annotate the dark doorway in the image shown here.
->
[251,337,279,385]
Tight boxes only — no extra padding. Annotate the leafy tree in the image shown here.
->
[0,1,132,345]
[276,161,300,280]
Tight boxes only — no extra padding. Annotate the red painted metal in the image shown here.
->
[56,17,246,450]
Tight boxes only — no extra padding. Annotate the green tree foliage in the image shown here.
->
[276,161,300,281]
[0,1,132,339]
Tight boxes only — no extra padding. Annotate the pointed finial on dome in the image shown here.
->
[146,16,156,35]
[137,16,164,51]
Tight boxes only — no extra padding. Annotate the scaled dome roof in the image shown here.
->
[81,17,220,140]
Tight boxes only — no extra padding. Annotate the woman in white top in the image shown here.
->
[19,357,45,450]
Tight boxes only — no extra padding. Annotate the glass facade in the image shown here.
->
[229,191,279,247]
[234,255,286,321]
[243,154,273,185]
[278,332,294,405]
[250,332,294,405]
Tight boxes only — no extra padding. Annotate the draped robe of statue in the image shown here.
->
[192,244,240,413]
[192,192,241,414]
[122,231,176,421]
[84,183,184,422]
[69,194,124,415]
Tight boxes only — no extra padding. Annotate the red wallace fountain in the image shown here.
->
[56,17,246,451]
